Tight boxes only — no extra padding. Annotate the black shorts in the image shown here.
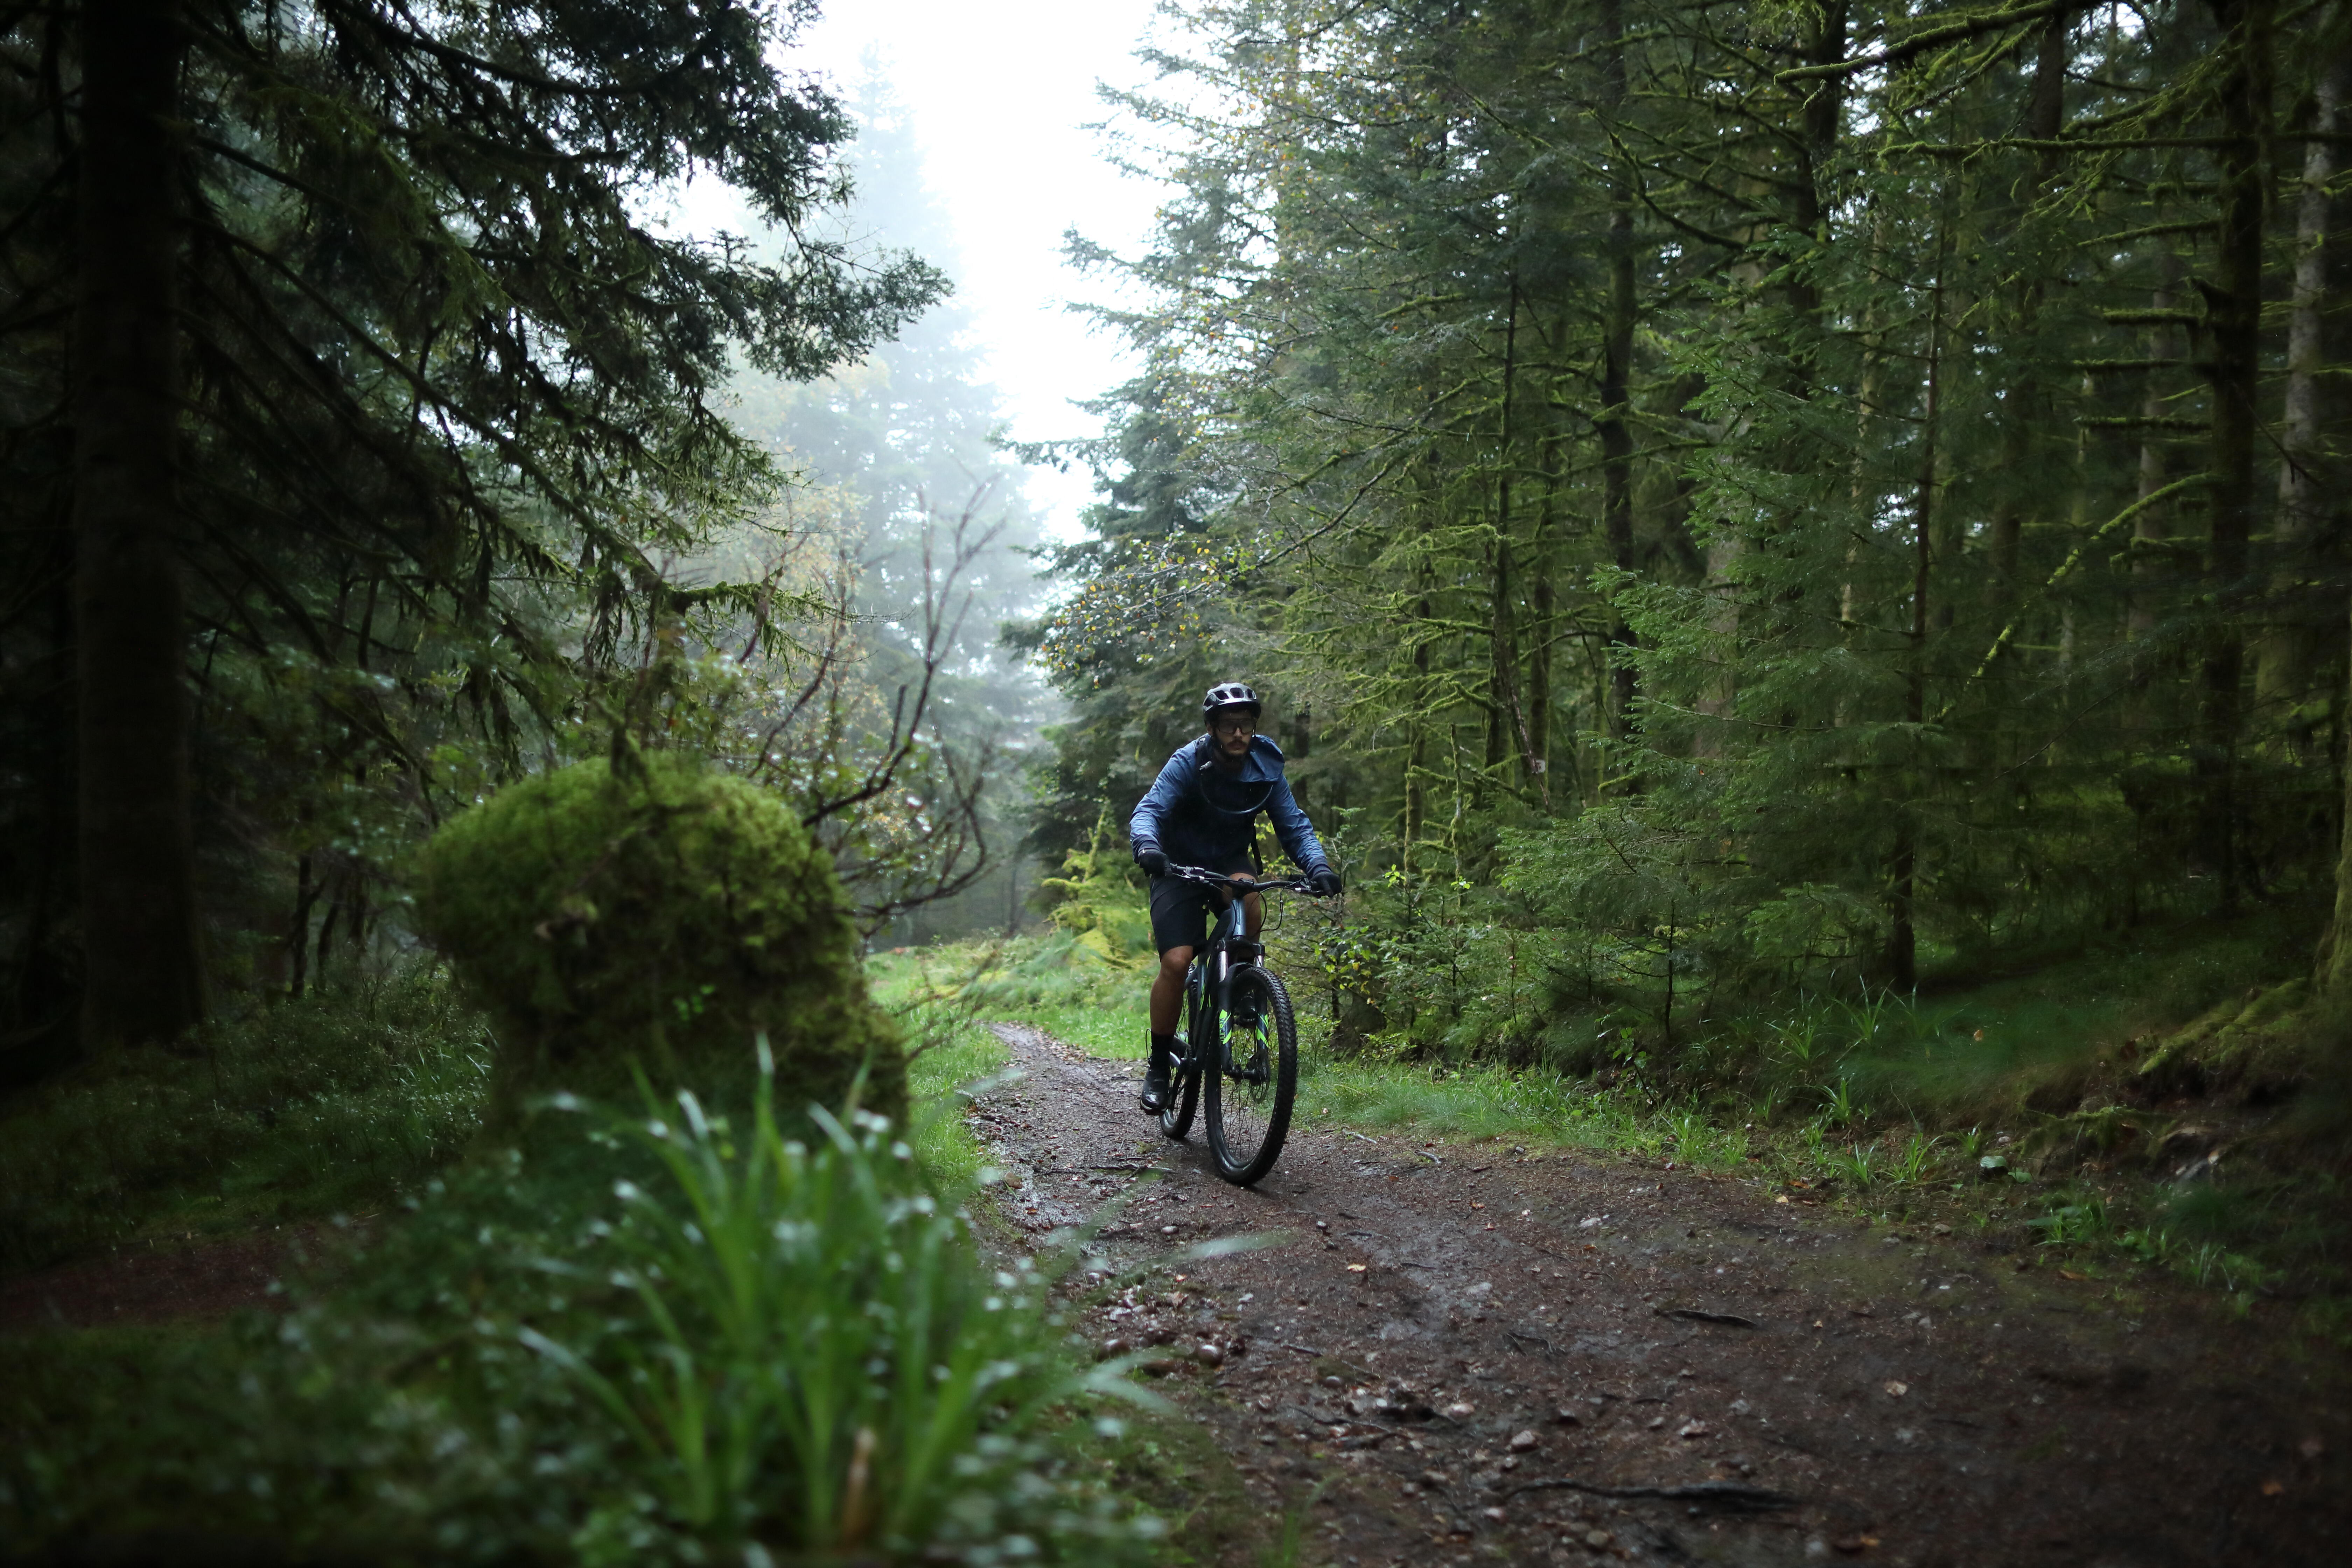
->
[1148,865,1255,955]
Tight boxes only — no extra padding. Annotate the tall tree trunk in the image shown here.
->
[2193,0,2275,902]
[2256,58,2342,712]
[287,852,315,999]
[73,0,203,1048]
[1987,10,2072,592]
[1886,256,1946,993]
[1526,451,1558,810]
[1784,0,1850,329]
[1486,535,1522,782]
[1597,0,1639,749]
[1693,536,1743,753]
[2127,254,2188,649]
[1486,281,1530,788]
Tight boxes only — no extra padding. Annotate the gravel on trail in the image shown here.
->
[976,1022,2350,1568]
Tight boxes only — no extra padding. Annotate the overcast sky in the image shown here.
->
[678,0,1169,542]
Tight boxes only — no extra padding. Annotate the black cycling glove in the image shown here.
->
[1309,866,1343,897]
[1135,846,1169,876]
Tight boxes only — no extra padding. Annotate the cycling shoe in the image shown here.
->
[1140,1052,1173,1112]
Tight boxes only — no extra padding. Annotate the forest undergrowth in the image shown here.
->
[0,964,1172,1566]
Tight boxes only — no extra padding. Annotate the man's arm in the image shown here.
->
[1128,746,1195,870]
[1263,777,1331,876]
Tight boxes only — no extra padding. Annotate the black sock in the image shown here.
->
[1150,1031,1176,1062]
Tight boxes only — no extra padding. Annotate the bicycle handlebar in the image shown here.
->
[1161,863,1328,896]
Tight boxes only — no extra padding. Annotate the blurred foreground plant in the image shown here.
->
[520,1041,1164,1563]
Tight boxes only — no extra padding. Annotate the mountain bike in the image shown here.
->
[1156,865,1315,1185]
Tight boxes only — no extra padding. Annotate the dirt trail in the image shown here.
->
[977,1023,2348,1568]
[0,1228,315,1334]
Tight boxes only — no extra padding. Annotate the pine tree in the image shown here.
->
[1,0,943,1060]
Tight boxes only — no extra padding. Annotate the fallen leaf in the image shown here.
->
[1775,1194,1792,1205]
[2058,1268,2088,1282]
[1884,1380,1908,1398]
[2262,1480,2286,1497]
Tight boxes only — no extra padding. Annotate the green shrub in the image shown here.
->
[413,755,903,1127]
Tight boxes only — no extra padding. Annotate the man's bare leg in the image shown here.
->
[1149,945,1192,1035]
[1142,944,1190,1111]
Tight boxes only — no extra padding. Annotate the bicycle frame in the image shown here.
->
[1166,867,1310,1062]
[1186,891,1254,1058]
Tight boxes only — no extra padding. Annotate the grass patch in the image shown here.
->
[872,933,1152,1063]
[0,964,491,1270]
[872,956,1014,1194]
[1295,1054,1665,1155]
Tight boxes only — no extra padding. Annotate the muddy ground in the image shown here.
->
[975,1023,2350,1568]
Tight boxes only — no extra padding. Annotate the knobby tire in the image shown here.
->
[1206,965,1296,1185]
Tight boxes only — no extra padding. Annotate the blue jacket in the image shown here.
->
[1130,735,1331,876]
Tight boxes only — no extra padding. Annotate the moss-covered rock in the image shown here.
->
[412,756,903,1127]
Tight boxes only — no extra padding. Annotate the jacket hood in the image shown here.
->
[1196,732,1286,783]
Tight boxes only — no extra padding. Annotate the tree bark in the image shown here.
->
[73,0,204,1048]
[1597,0,1639,748]
[2127,253,2187,649]
[1526,449,1558,810]
[1886,257,1946,993]
[2192,0,2275,903]
[2256,58,2341,710]
[1987,11,2072,591]
[1486,282,1531,789]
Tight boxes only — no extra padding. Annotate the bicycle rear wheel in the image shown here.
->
[1206,965,1296,1185]
[1160,979,1204,1141]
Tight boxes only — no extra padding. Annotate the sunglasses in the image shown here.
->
[1210,715,1257,736]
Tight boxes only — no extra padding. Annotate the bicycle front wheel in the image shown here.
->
[1206,965,1296,1185]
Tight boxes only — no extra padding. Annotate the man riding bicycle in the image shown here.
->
[1130,681,1342,1112]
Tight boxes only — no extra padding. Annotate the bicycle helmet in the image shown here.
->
[1202,680,1261,721]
